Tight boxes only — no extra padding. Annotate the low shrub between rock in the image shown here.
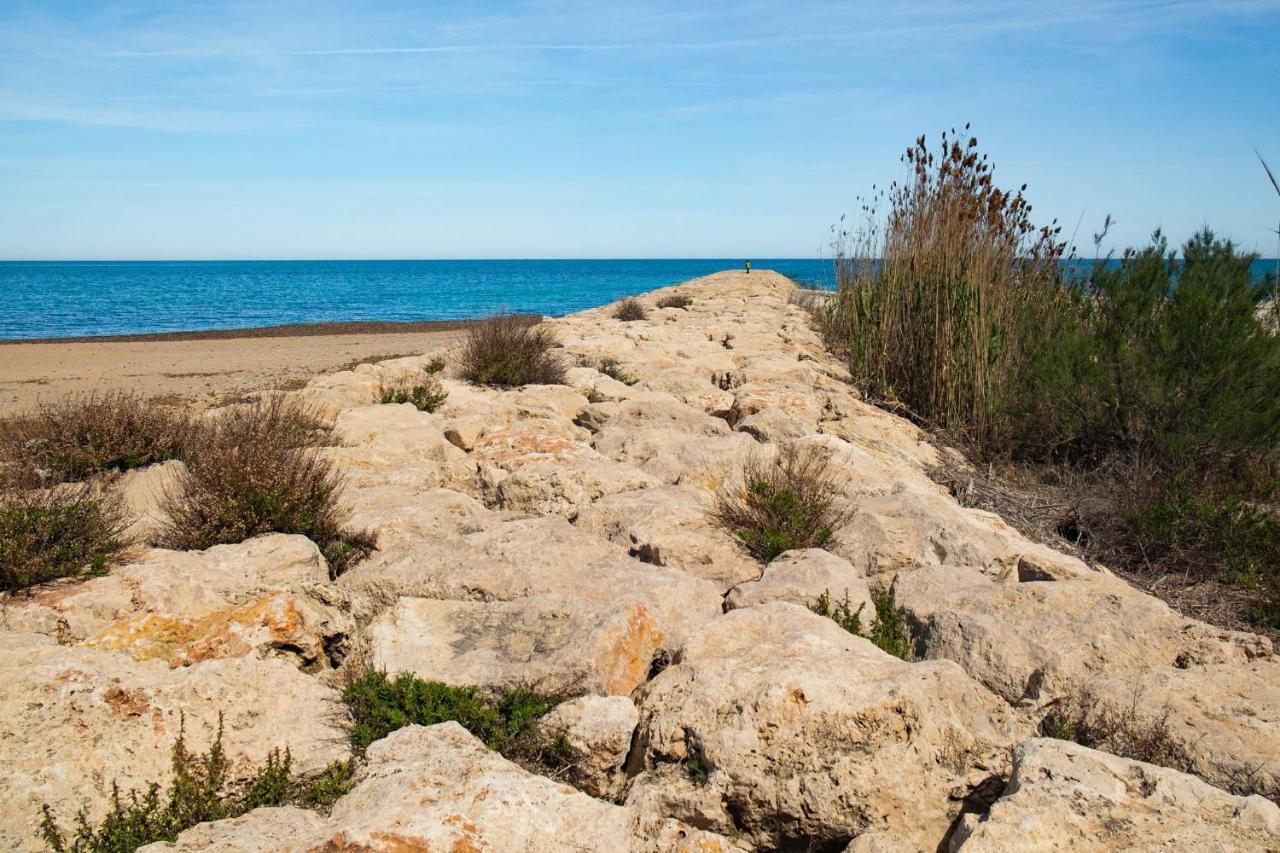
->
[0,391,191,487]
[656,293,692,310]
[612,297,648,322]
[810,587,913,660]
[713,444,849,562]
[343,671,554,757]
[40,716,355,853]
[458,314,566,388]
[0,485,128,592]
[157,397,375,578]
[379,370,448,413]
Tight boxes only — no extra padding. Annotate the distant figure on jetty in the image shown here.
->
[745,260,751,274]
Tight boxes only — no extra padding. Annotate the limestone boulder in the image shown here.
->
[725,548,873,632]
[540,694,639,799]
[0,534,353,671]
[893,565,1280,796]
[574,485,759,591]
[147,723,743,853]
[953,739,1280,852]
[0,632,349,852]
[493,453,659,519]
[328,403,477,493]
[626,603,1021,851]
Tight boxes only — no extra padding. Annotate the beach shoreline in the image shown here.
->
[0,323,473,415]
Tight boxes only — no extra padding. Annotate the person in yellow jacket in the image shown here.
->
[745,260,751,274]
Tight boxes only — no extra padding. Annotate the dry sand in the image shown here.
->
[0,321,471,415]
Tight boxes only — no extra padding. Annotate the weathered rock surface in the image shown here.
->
[540,694,639,799]
[0,632,349,851]
[575,485,759,591]
[725,548,873,627]
[952,739,1280,852]
[1,534,353,671]
[626,603,1021,850]
[146,723,742,853]
[894,564,1280,796]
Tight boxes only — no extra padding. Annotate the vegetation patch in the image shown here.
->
[1039,688,1194,775]
[458,314,566,388]
[379,371,448,413]
[712,443,848,563]
[157,397,375,578]
[40,717,355,853]
[656,293,692,310]
[612,297,647,322]
[809,588,865,635]
[818,129,1280,630]
[0,485,128,592]
[597,358,638,386]
[810,587,912,660]
[0,392,191,487]
[343,671,555,756]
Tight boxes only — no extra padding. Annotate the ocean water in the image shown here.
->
[0,259,836,340]
[0,258,1274,341]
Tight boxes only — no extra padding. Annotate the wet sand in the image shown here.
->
[0,320,478,414]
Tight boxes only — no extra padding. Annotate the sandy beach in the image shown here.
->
[0,321,471,414]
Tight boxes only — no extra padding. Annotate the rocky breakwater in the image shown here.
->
[2,269,1277,851]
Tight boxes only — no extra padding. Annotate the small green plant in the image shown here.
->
[0,392,192,487]
[40,717,359,852]
[1,485,128,592]
[296,760,356,811]
[612,297,647,322]
[684,754,710,785]
[342,671,555,755]
[424,355,446,374]
[597,358,637,386]
[157,397,375,579]
[810,589,864,635]
[458,314,567,388]
[867,589,912,660]
[656,293,692,310]
[712,444,848,563]
[379,372,448,413]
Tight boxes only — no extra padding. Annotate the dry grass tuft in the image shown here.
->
[458,315,566,388]
[656,293,692,310]
[0,391,191,487]
[713,443,849,563]
[0,484,129,591]
[612,297,648,322]
[1039,686,1196,777]
[158,397,374,578]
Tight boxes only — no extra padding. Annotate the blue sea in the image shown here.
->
[0,258,1275,341]
[0,259,836,340]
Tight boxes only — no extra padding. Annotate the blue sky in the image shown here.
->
[1,1,1278,259]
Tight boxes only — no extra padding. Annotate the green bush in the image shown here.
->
[0,486,128,592]
[379,372,448,412]
[342,671,554,754]
[712,444,848,563]
[809,589,864,635]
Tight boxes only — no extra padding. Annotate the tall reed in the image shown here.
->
[824,129,1066,451]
